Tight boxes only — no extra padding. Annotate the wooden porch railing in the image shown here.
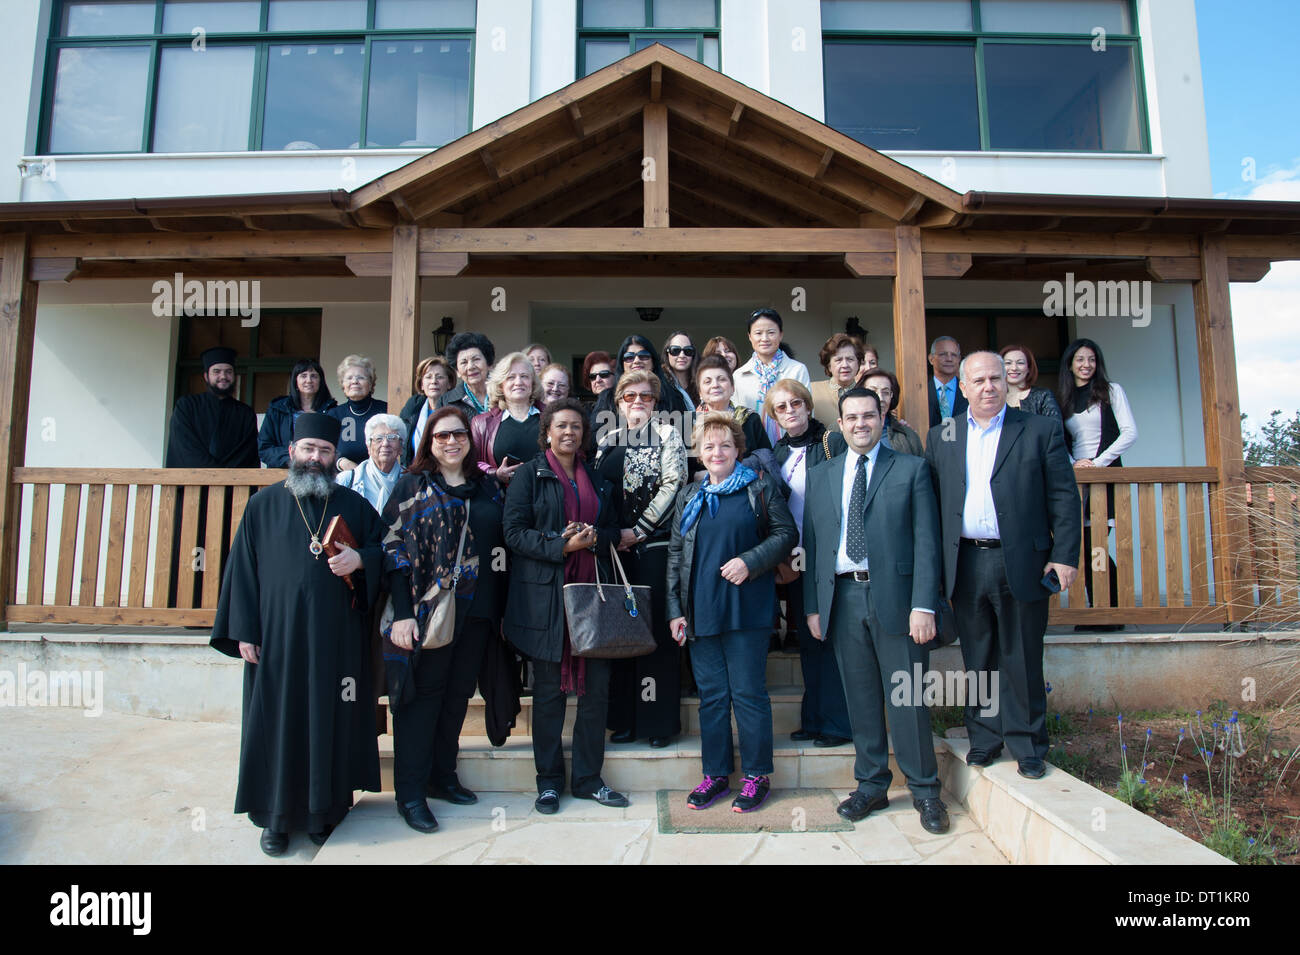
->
[5,465,1296,630]
[1049,467,1227,626]
[5,468,283,627]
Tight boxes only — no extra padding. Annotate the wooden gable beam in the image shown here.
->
[459,128,643,227]
[923,230,1200,258]
[422,227,897,255]
[728,103,744,137]
[504,159,643,227]
[650,63,662,102]
[31,229,392,259]
[643,103,669,227]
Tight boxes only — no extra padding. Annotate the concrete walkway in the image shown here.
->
[0,708,1005,865]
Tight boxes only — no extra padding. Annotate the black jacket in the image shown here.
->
[257,394,337,468]
[925,406,1081,602]
[398,393,431,465]
[501,452,620,663]
[928,378,969,428]
[664,470,797,639]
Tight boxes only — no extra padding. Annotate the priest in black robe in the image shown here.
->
[165,346,259,468]
[211,413,384,856]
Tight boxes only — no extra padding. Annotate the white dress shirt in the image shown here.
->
[835,445,878,574]
[1063,382,1137,466]
[961,404,1006,540]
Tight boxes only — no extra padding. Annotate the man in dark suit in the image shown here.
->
[927,336,968,428]
[803,388,949,833]
[925,352,1080,779]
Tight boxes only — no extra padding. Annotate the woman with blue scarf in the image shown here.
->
[666,412,797,813]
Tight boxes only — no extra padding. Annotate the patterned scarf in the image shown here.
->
[547,449,599,695]
[680,463,758,535]
[754,349,787,445]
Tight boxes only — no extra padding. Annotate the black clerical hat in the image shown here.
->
[201,346,238,370]
[293,412,341,446]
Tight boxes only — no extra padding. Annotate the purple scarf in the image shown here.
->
[547,449,599,694]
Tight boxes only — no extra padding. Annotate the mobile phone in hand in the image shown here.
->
[1040,568,1062,593]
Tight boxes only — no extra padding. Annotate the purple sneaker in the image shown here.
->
[731,774,771,813]
[686,775,731,809]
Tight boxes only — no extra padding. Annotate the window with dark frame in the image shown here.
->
[821,0,1147,154]
[43,0,475,154]
[578,0,719,76]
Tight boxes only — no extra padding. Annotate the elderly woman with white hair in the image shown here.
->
[329,354,388,471]
[336,413,407,513]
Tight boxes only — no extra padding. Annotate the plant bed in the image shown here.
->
[1043,698,1300,864]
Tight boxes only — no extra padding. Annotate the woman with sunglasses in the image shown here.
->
[734,308,812,446]
[590,335,691,439]
[662,331,699,409]
[380,406,508,833]
[598,371,688,748]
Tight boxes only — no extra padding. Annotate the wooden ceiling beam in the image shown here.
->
[31,229,393,259]
[422,227,896,255]
[923,230,1201,257]
[504,160,643,227]
[458,128,643,227]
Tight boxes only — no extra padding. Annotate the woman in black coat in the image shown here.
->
[502,398,627,815]
[257,358,336,467]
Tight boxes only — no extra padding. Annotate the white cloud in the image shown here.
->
[1229,166,1300,436]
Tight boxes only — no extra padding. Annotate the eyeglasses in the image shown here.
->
[342,374,370,384]
[666,345,696,357]
[771,398,805,414]
[588,370,614,381]
[619,392,655,405]
[624,351,654,362]
[369,434,402,445]
[430,429,469,444]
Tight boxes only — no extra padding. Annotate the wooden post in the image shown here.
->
[643,103,669,228]
[1193,234,1250,621]
[386,225,421,411]
[893,226,928,445]
[0,234,39,623]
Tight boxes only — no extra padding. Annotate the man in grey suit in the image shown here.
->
[802,388,949,833]
[925,352,1080,779]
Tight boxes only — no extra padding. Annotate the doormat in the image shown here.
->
[656,787,853,833]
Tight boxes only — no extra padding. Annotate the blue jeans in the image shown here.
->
[690,627,773,777]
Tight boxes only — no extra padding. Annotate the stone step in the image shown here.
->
[377,733,909,794]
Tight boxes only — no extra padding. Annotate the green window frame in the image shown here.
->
[577,0,720,77]
[821,0,1150,154]
[40,0,476,154]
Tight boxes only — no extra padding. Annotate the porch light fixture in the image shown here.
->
[432,316,455,354]
[636,307,663,323]
[845,316,867,339]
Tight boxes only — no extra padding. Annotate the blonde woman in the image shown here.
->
[470,351,545,486]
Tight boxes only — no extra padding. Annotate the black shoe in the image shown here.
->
[814,735,852,748]
[648,736,673,748]
[913,797,950,834]
[790,728,817,742]
[397,799,439,833]
[259,829,288,856]
[535,789,560,814]
[427,781,478,805]
[1017,758,1047,779]
[609,729,636,744]
[573,785,629,808]
[308,825,333,847]
[837,791,889,822]
[966,746,1003,767]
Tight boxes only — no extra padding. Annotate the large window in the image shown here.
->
[822,0,1147,153]
[578,0,719,76]
[43,0,475,154]
[175,309,322,411]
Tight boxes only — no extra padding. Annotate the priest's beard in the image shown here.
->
[286,458,333,502]
[207,381,236,398]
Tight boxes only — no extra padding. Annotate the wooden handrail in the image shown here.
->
[1070,466,1218,484]
[13,467,285,485]
[1244,466,1300,484]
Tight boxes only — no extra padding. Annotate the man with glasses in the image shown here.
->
[927,336,967,428]
[336,414,408,514]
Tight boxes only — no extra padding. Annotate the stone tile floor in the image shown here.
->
[0,708,1006,865]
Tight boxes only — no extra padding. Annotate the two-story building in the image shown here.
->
[0,0,1298,634]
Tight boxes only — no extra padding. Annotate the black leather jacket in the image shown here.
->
[665,470,797,639]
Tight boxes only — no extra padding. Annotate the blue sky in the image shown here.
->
[1197,0,1300,197]
[1197,0,1300,434]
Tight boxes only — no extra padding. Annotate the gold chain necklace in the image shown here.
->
[290,484,329,557]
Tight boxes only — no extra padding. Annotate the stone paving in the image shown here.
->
[0,708,1006,865]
